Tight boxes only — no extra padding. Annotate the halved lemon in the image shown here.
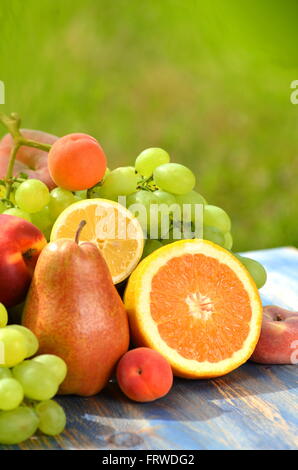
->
[124,239,262,378]
[51,198,144,284]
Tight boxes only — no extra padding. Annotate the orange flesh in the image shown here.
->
[53,204,141,279]
[150,253,252,363]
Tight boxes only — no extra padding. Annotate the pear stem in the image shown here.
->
[75,220,87,244]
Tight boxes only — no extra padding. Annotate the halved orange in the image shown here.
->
[124,239,262,378]
[50,198,144,284]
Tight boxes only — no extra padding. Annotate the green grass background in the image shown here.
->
[1,0,297,251]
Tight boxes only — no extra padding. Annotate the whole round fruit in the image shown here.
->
[153,163,196,195]
[31,206,52,232]
[0,406,39,445]
[203,226,225,247]
[235,255,267,289]
[0,303,8,327]
[224,232,233,250]
[33,354,67,385]
[49,188,76,220]
[48,133,107,191]
[35,400,66,436]
[203,205,231,234]
[0,129,58,190]
[99,167,139,200]
[7,325,39,358]
[116,347,173,402]
[142,240,163,258]
[0,328,28,367]
[15,179,50,213]
[135,148,170,177]
[175,190,206,222]
[13,360,59,401]
[154,190,176,206]
[3,208,31,222]
[0,378,24,410]
[0,368,12,380]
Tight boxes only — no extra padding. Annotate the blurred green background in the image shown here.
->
[1,0,297,251]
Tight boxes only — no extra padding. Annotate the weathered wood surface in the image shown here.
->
[2,247,297,450]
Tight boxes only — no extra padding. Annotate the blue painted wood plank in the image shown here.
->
[1,247,297,450]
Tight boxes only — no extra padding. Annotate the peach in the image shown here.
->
[116,347,173,402]
[48,133,107,191]
[0,129,58,189]
[250,305,298,364]
[0,214,47,307]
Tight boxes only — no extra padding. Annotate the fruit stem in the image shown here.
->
[75,220,87,244]
[5,143,20,199]
[0,112,52,199]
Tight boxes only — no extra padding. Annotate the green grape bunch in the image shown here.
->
[0,303,67,445]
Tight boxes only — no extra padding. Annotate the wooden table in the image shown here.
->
[2,247,298,450]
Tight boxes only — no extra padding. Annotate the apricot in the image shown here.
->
[116,347,173,402]
[48,133,107,191]
[250,305,298,364]
[0,129,58,189]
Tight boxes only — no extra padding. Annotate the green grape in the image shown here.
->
[154,190,176,206]
[0,366,12,380]
[127,190,158,212]
[13,360,59,401]
[135,148,170,177]
[175,190,206,223]
[142,239,163,258]
[0,200,6,214]
[49,188,76,220]
[203,226,225,247]
[33,354,67,385]
[0,368,12,380]
[0,328,28,367]
[3,208,31,222]
[235,255,267,289]
[43,224,53,242]
[88,184,116,201]
[224,232,233,250]
[160,218,194,243]
[7,325,39,358]
[101,167,139,199]
[102,167,111,182]
[15,179,50,214]
[31,205,52,232]
[0,407,39,445]
[175,190,207,206]
[126,192,138,207]
[35,400,66,436]
[127,190,159,233]
[203,205,231,234]
[0,303,8,328]
[160,226,178,244]
[153,163,196,195]
[75,190,87,200]
[0,378,24,411]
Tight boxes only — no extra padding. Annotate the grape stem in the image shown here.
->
[137,175,157,191]
[0,112,52,199]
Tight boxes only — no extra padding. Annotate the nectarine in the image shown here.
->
[48,133,107,191]
[0,214,47,307]
[0,129,58,189]
[116,347,173,402]
[250,305,298,364]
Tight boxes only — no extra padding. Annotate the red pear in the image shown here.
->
[23,221,129,396]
